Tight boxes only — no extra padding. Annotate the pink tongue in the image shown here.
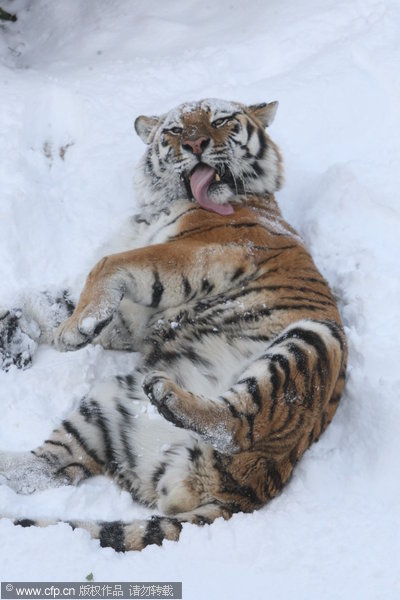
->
[190,164,234,216]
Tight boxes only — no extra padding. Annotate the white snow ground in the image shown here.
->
[0,0,400,597]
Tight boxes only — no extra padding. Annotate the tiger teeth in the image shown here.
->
[215,174,220,182]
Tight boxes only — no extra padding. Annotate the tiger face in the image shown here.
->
[134,99,284,215]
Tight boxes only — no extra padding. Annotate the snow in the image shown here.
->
[1,0,400,597]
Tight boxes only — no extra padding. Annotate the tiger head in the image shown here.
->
[134,99,283,215]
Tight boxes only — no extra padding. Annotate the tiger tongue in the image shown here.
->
[189,164,234,216]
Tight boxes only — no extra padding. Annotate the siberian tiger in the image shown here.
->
[0,98,347,551]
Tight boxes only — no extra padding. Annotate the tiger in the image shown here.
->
[0,98,347,552]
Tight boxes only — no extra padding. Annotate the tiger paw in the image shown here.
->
[0,451,63,494]
[0,308,40,371]
[55,305,115,351]
[54,285,123,352]
[54,317,90,351]
[142,372,186,429]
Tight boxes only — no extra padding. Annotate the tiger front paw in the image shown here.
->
[54,315,91,351]
[54,285,123,352]
[0,308,40,371]
[54,309,115,351]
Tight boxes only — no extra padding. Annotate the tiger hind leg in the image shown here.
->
[0,413,106,495]
[0,376,144,495]
[0,373,207,513]
[1,373,234,551]
[143,319,347,456]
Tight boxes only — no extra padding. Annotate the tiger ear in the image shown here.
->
[248,101,279,128]
[134,115,160,144]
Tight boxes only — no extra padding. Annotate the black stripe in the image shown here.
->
[278,295,335,308]
[322,320,345,352]
[308,427,316,446]
[251,161,264,176]
[56,462,93,479]
[144,343,179,368]
[288,445,300,467]
[152,463,166,485]
[79,399,96,422]
[270,405,297,437]
[142,516,165,548]
[62,420,105,466]
[271,327,329,367]
[222,306,271,326]
[15,519,35,528]
[165,206,197,227]
[266,464,283,494]
[234,143,253,159]
[169,220,287,241]
[201,278,214,294]
[239,333,271,342]
[38,450,59,465]
[268,362,280,419]
[182,276,192,298]
[115,399,133,418]
[145,153,155,176]
[212,452,262,507]
[62,290,75,316]
[168,223,220,240]
[116,403,137,468]
[188,446,202,463]
[150,395,185,429]
[181,346,212,368]
[254,284,334,302]
[270,303,328,313]
[231,267,244,281]
[256,129,267,159]
[320,411,327,433]
[93,314,113,337]
[329,393,341,405]
[238,377,262,408]
[190,325,220,338]
[151,271,164,308]
[116,374,137,391]
[198,278,321,311]
[99,521,125,552]
[246,413,255,447]
[316,359,327,406]
[286,342,309,376]
[90,400,118,473]
[193,514,213,525]
[5,314,18,343]
[133,214,150,226]
[270,354,291,401]
[115,399,132,418]
[114,309,132,340]
[256,252,289,267]
[44,439,73,455]
[287,275,327,286]
[221,395,241,419]
[246,120,255,140]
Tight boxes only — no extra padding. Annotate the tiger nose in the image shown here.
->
[182,136,210,156]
